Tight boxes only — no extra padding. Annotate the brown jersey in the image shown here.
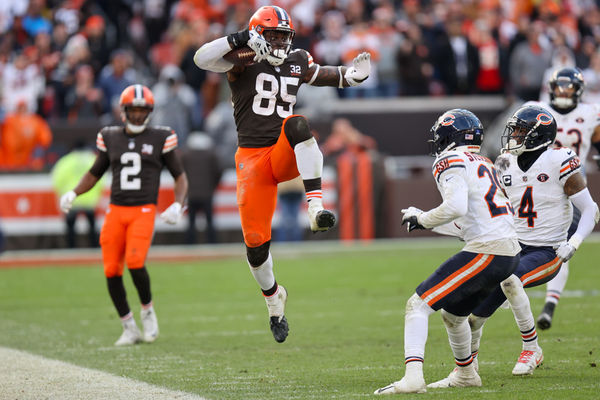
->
[93,125,181,206]
[229,49,314,148]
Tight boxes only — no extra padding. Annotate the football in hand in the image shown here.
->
[223,46,256,66]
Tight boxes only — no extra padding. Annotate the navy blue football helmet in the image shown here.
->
[501,104,557,156]
[548,67,584,112]
[429,109,484,156]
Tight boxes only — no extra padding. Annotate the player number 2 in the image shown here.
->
[120,152,141,190]
[477,165,509,217]
[253,73,298,118]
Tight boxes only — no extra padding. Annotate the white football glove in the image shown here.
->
[344,52,371,86]
[401,206,425,232]
[555,238,579,262]
[160,202,183,225]
[247,30,271,62]
[59,190,77,213]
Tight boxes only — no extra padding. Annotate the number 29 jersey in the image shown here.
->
[432,150,516,247]
[495,147,581,246]
[228,49,314,148]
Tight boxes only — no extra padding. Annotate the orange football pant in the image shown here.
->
[235,120,300,248]
[99,204,156,277]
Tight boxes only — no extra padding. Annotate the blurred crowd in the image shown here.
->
[2,0,600,171]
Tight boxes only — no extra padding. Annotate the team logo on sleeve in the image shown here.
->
[502,175,512,186]
[537,173,549,182]
[569,157,581,169]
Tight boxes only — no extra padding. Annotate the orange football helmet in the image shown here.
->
[249,6,295,65]
[119,84,154,134]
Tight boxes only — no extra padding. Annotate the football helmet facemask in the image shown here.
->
[249,6,295,66]
[119,84,154,134]
[429,109,484,156]
[501,105,557,156]
[548,67,584,112]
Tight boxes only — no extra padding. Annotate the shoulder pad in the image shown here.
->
[100,126,123,136]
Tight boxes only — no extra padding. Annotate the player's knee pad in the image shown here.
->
[247,241,271,267]
[283,115,312,147]
[405,293,434,317]
[441,309,467,328]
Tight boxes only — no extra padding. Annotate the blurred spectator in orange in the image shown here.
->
[65,64,104,122]
[340,21,380,98]
[0,100,52,170]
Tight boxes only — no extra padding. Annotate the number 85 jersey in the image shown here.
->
[228,49,313,148]
[495,147,581,246]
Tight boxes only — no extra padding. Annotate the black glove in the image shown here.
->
[227,29,250,49]
[402,215,426,232]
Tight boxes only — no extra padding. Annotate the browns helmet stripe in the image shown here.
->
[273,5,291,28]
[134,84,143,100]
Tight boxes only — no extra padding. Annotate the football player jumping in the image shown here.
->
[527,68,600,330]
[375,110,524,394]
[193,5,370,343]
[59,85,189,346]
[466,105,599,377]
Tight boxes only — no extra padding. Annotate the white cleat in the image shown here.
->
[427,366,482,388]
[512,347,543,376]
[307,202,336,232]
[114,324,143,346]
[141,307,159,343]
[374,376,426,395]
[265,285,289,343]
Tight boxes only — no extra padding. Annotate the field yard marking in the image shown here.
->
[0,346,207,400]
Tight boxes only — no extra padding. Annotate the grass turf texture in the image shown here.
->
[0,239,598,399]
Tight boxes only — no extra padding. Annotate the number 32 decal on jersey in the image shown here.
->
[252,72,298,118]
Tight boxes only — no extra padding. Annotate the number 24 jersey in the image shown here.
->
[495,147,581,246]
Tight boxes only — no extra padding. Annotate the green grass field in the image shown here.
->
[0,239,599,399]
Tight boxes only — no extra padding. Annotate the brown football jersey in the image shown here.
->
[229,49,314,148]
[95,126,179,206]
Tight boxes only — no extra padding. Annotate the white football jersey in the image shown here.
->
[495,147,582,246]
[431,150,516,246]
[525,100,600,171]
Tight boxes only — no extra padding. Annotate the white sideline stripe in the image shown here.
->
[0,347,207,400]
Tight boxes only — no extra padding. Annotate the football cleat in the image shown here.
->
[114,324,143,346]
[427,365,481,388]
[141,307,159,343]
[536,302,555,330]
[265,285,288,343]
[307,203,336,232]
[374,376,426,395]
[512,347,543,376]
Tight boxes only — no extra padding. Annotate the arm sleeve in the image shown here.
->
[419,171,469,228]
[89,151,110,178]
[194,37,235,73]
[568,188,600,247]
